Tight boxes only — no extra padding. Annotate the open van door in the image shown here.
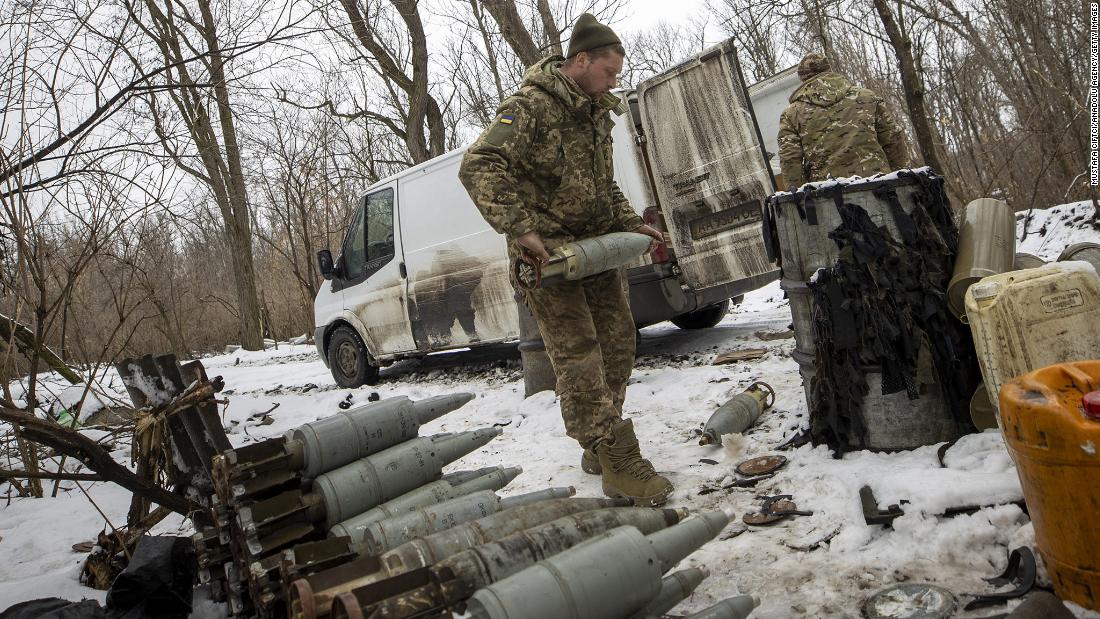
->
[636,39,777,292]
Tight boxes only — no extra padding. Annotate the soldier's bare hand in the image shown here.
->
[632,224,668,253]
[516,232,551,264]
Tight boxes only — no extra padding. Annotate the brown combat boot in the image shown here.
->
[581,448,601,475]
[595,419,674,506]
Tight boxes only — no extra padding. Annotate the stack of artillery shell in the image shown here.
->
[329,466,522,538]
[192,392,522,617]
[289,498,639,619]
[322,510,743,619]
[334,507,692,619]
[463,510,736,619]
[346,487,578,555]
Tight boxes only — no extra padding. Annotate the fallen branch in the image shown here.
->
[0,405,198,516]
[0,467,103,481]
[0,314,83,384]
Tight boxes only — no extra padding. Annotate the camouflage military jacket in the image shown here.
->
[459,56,643,247]
[777,72,909,189]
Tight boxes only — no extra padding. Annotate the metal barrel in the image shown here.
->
[648,510,731,572]
[700,382,775,446]
[465,526,664,619]
[628,567,710,619]
[356,487,576,555]
[290,392,474,478]
[440,466,506,486]
[291,497,630,619]
[1058,241,1100,274]
[434,507,690,606]
[1014,252,1046,270]
[313,427,502,529]
[682,595,759,619]
[767,171,966,451]
[948,198,1016,321]
[329,467,523,537]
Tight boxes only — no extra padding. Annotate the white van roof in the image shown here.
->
[360,147,468,198]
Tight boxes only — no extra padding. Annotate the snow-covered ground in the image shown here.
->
[1017,200,1100,259]
[3,203,1099,618]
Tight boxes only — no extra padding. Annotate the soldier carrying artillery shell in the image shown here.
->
[459,13,674,506]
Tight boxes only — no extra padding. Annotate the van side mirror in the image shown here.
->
[318,250,336,280]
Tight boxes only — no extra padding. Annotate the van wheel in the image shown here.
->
[327,326,380,387]
[671,299,732,330]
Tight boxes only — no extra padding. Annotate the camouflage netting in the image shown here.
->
[806,172,980,452]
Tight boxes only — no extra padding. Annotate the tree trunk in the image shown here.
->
[481,0,542,67]
[197,0,264,350]
[470,0,506,103]
[536,0,562,57]
[873,0,945,173]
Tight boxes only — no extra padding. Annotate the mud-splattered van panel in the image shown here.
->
[638,39,778,290]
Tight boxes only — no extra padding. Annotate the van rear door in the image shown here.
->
[636,39,777,292]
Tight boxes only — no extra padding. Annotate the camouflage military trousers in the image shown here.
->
[526,268,636,448]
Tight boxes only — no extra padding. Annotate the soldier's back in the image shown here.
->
[790,73,894,182]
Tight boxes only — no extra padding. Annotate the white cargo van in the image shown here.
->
[314,41,796,386]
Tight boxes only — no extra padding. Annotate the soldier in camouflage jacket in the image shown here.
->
[777,53,910,190]
[459,14,673,507]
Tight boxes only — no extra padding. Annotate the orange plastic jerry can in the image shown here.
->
[999,360,1100,611]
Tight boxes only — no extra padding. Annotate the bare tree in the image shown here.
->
[121,0,286,350]
[708,0,785,81]
[323,0,447,164]
[871,0,944,173]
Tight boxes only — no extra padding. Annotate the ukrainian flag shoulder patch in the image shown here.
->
[499,114,515,125]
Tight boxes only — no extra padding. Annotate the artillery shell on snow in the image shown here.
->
[328,466,522,537]
[515,232,653,289]
[465,511,731,619]
[440,466,510,487]
[433,506,689,604]
[349,507,688,618]
[291,392,475,478]
[313,427,502,528]
[288,497,631,619]
[700,382,775,446]
[352,487,576,554]
[629,567,710,619]
[682,595,760,619]
[212,393,474,502]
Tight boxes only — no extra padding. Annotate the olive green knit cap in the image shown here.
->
[566,13,622,58]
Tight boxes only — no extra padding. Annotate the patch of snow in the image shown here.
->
[48,384,107,424]
[773,167,935,196]
[1017,201,1100,260]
